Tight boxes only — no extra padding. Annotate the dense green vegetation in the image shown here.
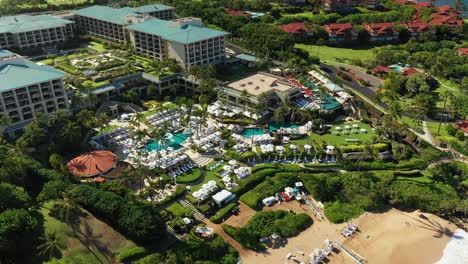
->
[223,210,312,250]
[134,234,238,264]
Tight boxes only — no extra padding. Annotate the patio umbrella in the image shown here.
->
[223,165,232,171]
[229,160,237,166]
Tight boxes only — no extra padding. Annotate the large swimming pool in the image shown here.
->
[146,132,188,152]
[319,94,341,111]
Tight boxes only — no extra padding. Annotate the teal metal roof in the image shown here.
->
[134,4,174,13]
[126,19,228,44]
[74,5,138,25]
[0,14,74,34]
[0,50,14,58]
[0,51,66,92]
[236,54,259,62]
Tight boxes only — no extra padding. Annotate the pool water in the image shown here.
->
[241,128,265,138]
[268,122,298,132]
[319,94,341,111]
[390,66,402,71]
[146,132,188,152]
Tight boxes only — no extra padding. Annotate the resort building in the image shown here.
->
[217,72,302,113]
[323,23,358,44]
[279,23,311,41]
[363,22,399,43]
[73,4,175,43]
[0,50,69,136]
[0,14,75,50]
[126,17,228,69]
[405,21,435,38]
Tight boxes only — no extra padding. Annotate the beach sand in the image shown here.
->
[235,201,456,264]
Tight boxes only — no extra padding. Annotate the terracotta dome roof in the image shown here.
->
[67,151,117,177]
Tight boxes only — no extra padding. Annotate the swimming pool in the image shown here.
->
[319,94,341,111]
[146,132,188,152]
[390,66,402,71]
[241,128,265,138]
[268,122,298,132]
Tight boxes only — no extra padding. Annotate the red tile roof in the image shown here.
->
[67,151,117,177]
[411,1,433,9]
[458,48,468,56]
[224,8,248,17]
[403,67,418,76]
[280,22,309,34]
[323,23,355,35]
[429,15,463,28]
[364,22,398,34]
[457,121,468,133]
[436,5,452,14]
[372,66,393,73]
[406,21,433,32]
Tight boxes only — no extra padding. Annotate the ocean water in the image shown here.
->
[435,229,468,264]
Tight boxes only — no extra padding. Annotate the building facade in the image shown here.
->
[74,4,175,43]
[323,23,358,44]
[363,22,399,43]
[127,17,228,69]
[0,15,74,50]
[0,50,69,135]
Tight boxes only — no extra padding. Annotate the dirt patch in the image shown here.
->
[223,202,257,228]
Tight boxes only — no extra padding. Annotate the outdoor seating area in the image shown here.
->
[333,124,367,136]
[195,226,214,240]
[193,131,223,152]
[251,134,274,145]
[147,107,187,130]
[90,127,132,149]
[342,224,359,237]
[192,180,219,203]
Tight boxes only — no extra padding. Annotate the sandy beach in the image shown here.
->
[226,200,457,264]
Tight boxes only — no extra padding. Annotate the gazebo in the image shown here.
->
[67,151,117,177]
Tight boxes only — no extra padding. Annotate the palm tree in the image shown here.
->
[240,89,250,113]
[95,113,110,135]
[437,90,452,136]
[0,114,11,137]
[60,121,81,145]
[37,232,63,259]
[356,141,376,171]
[46,54,58,66]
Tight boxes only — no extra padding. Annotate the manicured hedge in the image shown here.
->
[67,185,165,243]
[251,164,280,173]
[210,202,237,223]
[340,143,389,153]
[230,168,278,195]
[117,247,147,262]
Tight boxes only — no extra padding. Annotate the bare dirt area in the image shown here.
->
[217,199,456,264]
[223,202,257,228]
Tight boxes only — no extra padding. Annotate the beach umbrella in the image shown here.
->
[223,165,232,171]
[229,160,237,166]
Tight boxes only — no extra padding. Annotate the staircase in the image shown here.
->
[191,155,213,167]
[180,199,205,221]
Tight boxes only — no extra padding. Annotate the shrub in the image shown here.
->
[157,184,186,206]
[210,202,237,223]
[177,168,203,183]
[67,185,165,243]
[230,168,278,195]
[251,164,280,173]
[117,247,147,262]
[324,201,364,223]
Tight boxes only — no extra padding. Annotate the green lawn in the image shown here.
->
[166,202,191,217]
[293,122,375,146]
[282,12,316,19]
[40,201,135,263]
[88,41,107,52]
[177,168,203,183]
[295,44,375,63]
[96,125,119,135]
[190,161,226,192]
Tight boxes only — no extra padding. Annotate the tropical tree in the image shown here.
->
[37,232,63,259]
[240,89,250,113]
[60,121,81,146]
[46,54,58,66]
[437,90,452,136]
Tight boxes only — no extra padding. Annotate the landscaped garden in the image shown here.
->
[295,44,375,64]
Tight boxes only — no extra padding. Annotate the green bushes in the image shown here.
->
[210,202,237,223]
[166,202,192,218]
[225,151,257,163]
[117,247,147,262]
[389,181,460,213]
[67,185,165,243]
[324,201,364,223]
[55,63,81,75]
[340,143,389,153]
[222,210,312,250]
[230,168,278,195]
[251,164,280,173]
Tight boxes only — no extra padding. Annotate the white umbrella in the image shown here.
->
[335,126,341,130]
[304,144,312,150]
[229,160,237,166]
[222,176,231,182]
[223,165,232,171]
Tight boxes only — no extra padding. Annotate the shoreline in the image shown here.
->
[237,203,457,264]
